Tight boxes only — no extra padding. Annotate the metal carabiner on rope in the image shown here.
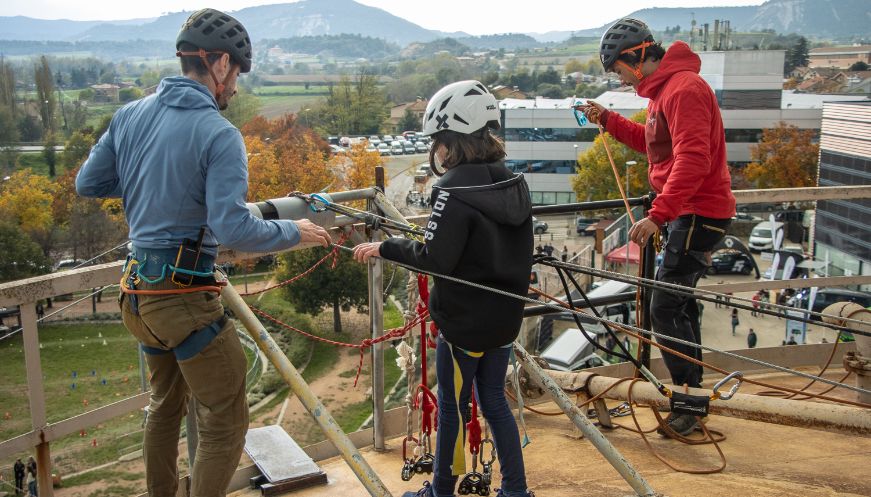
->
[401,436,420,481]
[712,371,744,401]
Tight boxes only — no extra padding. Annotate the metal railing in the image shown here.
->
[2,184,871,496]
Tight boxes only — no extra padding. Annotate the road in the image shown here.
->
[380,153,432,217]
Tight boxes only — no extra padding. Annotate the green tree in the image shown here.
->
[849,61,870,71]
[571,110,648,202]
[61,131,96,171]
[118,87,143,103]
[221,86,261,128]
[0,59,17,118]
[43,132,57,177]
[276,245,369,333]
[784,37,809,75]
[0,222,51,283]
[564,59,584,75]
[308,72,387,135]
[536,83,564,98]
[398,109,420,132]
[743,123,819,189]
[34,56,56,133]
[0,106,19,173]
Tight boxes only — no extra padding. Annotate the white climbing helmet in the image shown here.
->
[422,80,500,136]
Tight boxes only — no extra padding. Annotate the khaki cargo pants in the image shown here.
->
[121,279,248,497]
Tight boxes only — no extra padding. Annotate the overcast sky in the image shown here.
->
[0,0,766,35]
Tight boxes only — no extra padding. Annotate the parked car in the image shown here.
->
[748,221,784,252]
[708,251,754,275]
[401,141,416,154]
[733,212,762,222]
[329,144,347,155]
[390,142,404,155]
[369,138,381,148]
[415,142,429,153]
[576,217,601,235]
[788,288,871,320]
[54,259,85,271]
[416,164,433,177]
[533,217,548,234]
[381,135,394,143]
[365,144,377,153]
[377,143,391,156]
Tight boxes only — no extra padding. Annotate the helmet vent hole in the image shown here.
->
[453,114,470,125]
[439,96,452,111]
[203,26,215,35]
[464,88,482,96]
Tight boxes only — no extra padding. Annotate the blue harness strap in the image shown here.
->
[140,315,229,360]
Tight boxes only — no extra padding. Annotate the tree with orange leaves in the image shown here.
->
[743,123,819,189]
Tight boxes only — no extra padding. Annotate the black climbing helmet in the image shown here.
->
[599,18,654,72]
[176,8,253,73]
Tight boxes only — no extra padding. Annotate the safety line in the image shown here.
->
[539,257,871,336]
[333,244,871,398]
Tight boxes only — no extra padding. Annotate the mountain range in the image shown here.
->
[0,0,867,48]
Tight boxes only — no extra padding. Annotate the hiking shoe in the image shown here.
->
[656,413,700,437]
[401,481,435,497]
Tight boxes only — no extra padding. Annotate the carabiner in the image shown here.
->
[712,371,743,401]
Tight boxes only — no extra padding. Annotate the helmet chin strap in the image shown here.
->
[176,48,230,101]
[615,41,654,82]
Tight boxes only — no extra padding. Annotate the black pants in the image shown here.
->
[651,214,729,388]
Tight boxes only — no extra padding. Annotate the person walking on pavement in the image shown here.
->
[751,292,760,317]
[731,308,740,336]
[13,457,25,495]
[579,18,735,437]
[76,9,330,497]
[353,80,535,497]
[747,328,757,348]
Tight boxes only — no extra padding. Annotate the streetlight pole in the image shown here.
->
[625,160,637,272]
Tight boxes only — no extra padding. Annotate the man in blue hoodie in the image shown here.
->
[76,9,330,497]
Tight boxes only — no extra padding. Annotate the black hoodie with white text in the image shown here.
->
[380,161,533,352]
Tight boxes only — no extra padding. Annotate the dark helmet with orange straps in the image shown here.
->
[599,18,654,72]
[176,8,252,73]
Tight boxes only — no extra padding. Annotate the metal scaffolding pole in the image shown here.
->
[221,282,393,497]
[513,343,658,497]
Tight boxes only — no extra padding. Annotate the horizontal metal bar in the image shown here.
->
[532,196,647,216]
[0,392,150,458]
[0,261,123,308]
[733,185,871,203]
[523,291,637,318]
[698,275,871,294]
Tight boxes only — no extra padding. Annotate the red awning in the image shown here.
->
[605,242,641,265]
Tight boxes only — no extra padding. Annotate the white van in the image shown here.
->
[748,221,784,252]
[540,328,605,371]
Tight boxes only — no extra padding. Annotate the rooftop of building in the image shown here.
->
[498,91,868,112]
[810,45,871,54]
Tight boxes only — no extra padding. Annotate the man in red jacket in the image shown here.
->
[581,18,736,437]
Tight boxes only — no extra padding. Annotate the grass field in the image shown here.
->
[253,85,330,96]
[255,94,324,119]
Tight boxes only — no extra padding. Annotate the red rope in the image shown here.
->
[238,233,348,297]
[249,305,427,387]
[466,390,481,455]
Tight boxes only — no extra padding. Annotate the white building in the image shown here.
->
[499,50,868,205]
[814,101,871,288]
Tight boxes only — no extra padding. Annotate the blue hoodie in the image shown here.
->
[76,76,300,254]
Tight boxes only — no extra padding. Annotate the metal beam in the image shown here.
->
[0,262,122,307]
[698,275,871,294]
[545,370,871,435]
[732,185,871,203]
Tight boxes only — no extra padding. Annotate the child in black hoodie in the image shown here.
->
[353,80,534,497]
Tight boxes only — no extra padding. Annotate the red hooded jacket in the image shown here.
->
[603,41,736,225]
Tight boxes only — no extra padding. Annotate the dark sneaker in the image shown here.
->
[495,490,535,497]
[402,481,435,497]
[656,413,700,437]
